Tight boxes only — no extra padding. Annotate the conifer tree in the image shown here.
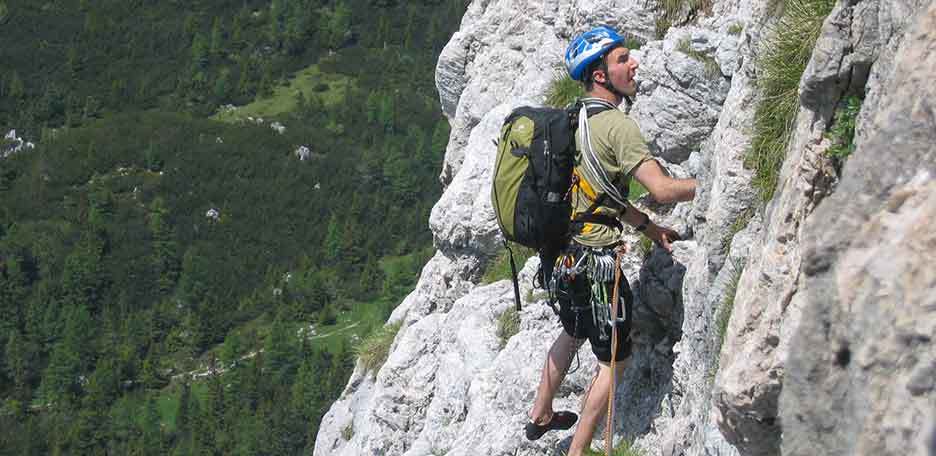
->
[231,11,245,48]
[175,382,191,439]
[61,230,106,312]
[327,1,352,49]
[0,254,29,332]
[236,61,252,97]
[268,0,283,45]
[264,314,295,383]
[206,366,228,450]
[4,330,38,396]
[191,32,209,69]
[141,396,163,456]
[39,304,93,408]
[210,17,224,57]
[323,214,342,263]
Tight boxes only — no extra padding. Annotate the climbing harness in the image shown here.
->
[550,245,628,377]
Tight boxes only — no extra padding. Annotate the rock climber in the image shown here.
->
[525,26,697,456]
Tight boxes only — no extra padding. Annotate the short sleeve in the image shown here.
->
[608,113,651,175]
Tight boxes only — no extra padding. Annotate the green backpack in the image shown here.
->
[491,101,613,310]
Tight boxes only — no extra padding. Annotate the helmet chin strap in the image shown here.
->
[600,77,634,107]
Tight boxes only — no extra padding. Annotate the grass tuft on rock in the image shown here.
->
[356,321,402,376]
[745,0,835,203]
[496,307,521,349]
[708,259,744,381]
[340,422,355,441]
[676,38,722,79]
[584,440,645,456]
[653,0,714,38]
[826,95,862,163]
[720,208,755,253]
[482,243,536,284]
[544,71,585,108]
[637,236,654,259]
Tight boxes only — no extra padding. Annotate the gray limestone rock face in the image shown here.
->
[631,26,735,164]
[781,3,936,455]
[712,1,931,454]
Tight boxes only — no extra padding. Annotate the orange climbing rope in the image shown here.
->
[605,245,625,456]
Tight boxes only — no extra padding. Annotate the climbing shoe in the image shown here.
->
[524,411,578,441]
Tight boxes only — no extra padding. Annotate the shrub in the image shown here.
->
[355,321,402,376]
[826,95,862,162]
[745,0,836,202]
[728,23,744,35]
[495,307,520,349]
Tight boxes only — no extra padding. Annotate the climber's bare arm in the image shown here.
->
[620,202,680,252]
[631,158,697,204]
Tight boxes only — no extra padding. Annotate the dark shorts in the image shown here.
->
[556,271,633,363]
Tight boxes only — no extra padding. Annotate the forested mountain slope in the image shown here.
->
[0,0,465,454]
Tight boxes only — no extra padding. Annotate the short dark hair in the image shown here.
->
[583,43,625,91]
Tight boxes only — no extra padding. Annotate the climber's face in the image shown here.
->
[598,46,639,97]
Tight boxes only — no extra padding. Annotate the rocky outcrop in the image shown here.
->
[781,4,936,455]
[1,129,35,158]
[630,26,735,164]
[316,0,935,454]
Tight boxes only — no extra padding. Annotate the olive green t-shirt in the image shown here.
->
[571,108,651,247]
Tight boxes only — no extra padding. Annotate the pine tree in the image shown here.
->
[210,17,224,57]
[141,396,163,456]
[323,214,342,263]
[214,67,232,100]
[206,367,228,450]
[191,32,209,69]
[61,230,106,312]
[231,11,245,48]
[264,315,295,383]
[233,59,252,97]
[39,304,93,408]
[0,253,29,332]
[72,357,118,454]
[327,1,352,49]
[4,330,38,397]
[66,44,81,78]
[8,71,24,99]
[175,382,191,440]
[258,64,274,98]
[268,0,283,45]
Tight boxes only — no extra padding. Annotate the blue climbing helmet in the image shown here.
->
[564,26,626,81]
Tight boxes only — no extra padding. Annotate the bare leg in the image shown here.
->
[567,359,629,456]
[529,331,584,424]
